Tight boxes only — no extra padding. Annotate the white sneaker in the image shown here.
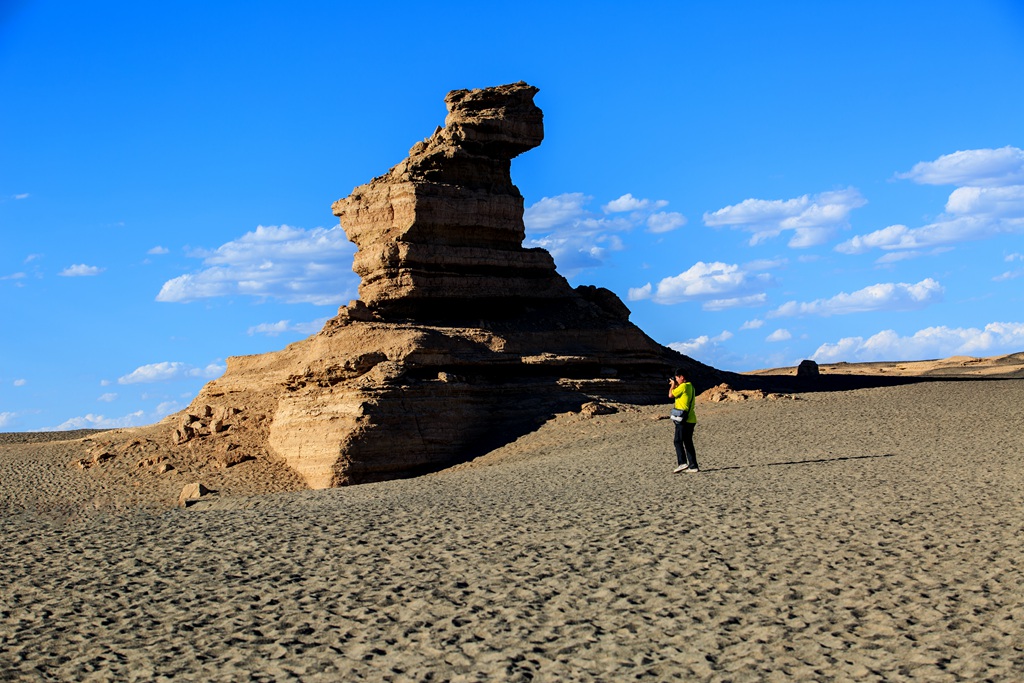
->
[673,464,688,473]
[685,467,700,473]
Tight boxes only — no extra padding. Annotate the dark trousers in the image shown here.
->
[674,420,698,469]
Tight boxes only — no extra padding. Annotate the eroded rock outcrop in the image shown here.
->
[698,384,795,403]
[160,82,729,487]
[797,359,820,378]
[334,83,559,314]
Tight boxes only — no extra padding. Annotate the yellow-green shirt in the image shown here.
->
[671,382,697,423]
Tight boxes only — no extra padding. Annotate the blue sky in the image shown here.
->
[3,1,1024,431]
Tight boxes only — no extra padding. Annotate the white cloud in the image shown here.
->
[630,260,775,307]
[993,269,1024,282]
[812,322,1024,363]
[895,146,1024,187]
[98,393,118,402]
[59,264,105,277]
[157,225,357,305]
[840,148,1024,257]
[0,412,14,428]
[996,253,1024,282]
[14,193,29,200]
[248,320,291,336]
[627,283,652,301]
[1,272,27,281]
[704,293,767,310]
[766,328,792,342]
[524,193,591,231]
[248,317,329,336]
[527,214,627,270]
[668,330,733,357]
[54,411,147,430]
[524,192,686,274]
[874,249,948,264]
[837,204,1024,255]
[703,188,867,248]
[646,211,687,234]
[51,398,188,432]
[945,185,1024,215]
[745,258,789,271]
[740,318,764,330]
[190,363,226,379]
[769,278,943,317]
[148,246,170,255]
[602,193,668,213]
[118,361,225,384]
[787,227,832,248]
[835,224,910,254]
[119,362,187,384]
[154,401,184,417]
[13,379,27,387]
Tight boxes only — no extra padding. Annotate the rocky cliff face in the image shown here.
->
[333,82,565,316]
[167,82,727,487]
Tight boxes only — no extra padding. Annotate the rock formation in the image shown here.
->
[697,384,795,403]
[797,359,820,378]
[161,82,728,488]
[333,82,558,314]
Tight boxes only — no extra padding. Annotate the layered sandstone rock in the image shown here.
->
[332,82,565,315]
[159,82,730,487]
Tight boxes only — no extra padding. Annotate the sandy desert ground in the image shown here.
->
[2,356,1023,681]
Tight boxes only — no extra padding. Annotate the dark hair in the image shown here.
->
[673,368,687,378]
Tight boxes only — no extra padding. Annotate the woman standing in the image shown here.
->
[669,369,699,473]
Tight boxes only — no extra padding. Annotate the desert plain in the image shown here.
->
[1,355,1023,681]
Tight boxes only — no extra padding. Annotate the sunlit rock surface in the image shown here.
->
[172,82,724,487]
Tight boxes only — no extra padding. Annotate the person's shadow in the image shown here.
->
[702,452,894,472]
